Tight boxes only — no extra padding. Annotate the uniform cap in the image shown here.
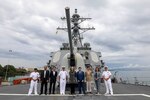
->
[62,66,65,68]
[34,68,38,70]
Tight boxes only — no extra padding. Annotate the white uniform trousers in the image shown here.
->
[28,80,38,95]
[60,79,66,95]
[104,79,113,94]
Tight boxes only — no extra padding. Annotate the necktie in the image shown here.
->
[44,71,46,78]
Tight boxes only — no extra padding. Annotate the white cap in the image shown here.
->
[62,66,65,68]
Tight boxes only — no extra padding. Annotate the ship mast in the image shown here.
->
[57,8,95,47]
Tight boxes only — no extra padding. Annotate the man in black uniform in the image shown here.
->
[40,66,49,95]
[49,66,57,94]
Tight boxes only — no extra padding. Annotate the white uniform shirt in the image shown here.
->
[44,70,46,78]
[30,72,40,80]
[102,71,111,80]
[58,71,68,80]
[53,71,55,75]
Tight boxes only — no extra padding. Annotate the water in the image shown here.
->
[111,70,150,86]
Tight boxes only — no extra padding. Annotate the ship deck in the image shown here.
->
[0,83,150,100]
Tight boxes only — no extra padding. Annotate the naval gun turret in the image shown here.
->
[48,7,104,72]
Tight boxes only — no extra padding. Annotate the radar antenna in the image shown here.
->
[57,8,95,47]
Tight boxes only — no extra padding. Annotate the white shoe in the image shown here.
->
[104,93,109,95]
[110,93,113,95]
[27,94,31,96]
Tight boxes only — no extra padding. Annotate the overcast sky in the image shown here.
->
[0,0,150,70]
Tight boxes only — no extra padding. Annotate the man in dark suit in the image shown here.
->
[49,66,57,94]
[76,67,85,94]
[40,66,49,95]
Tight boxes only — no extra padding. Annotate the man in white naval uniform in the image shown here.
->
[58,66,68,95]
[28,68,40,95]
[102,66,113,95]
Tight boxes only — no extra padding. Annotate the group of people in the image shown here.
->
[28,65,113,96]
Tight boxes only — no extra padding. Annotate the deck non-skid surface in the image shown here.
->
[0,94,150,100]
[0,83,150,100]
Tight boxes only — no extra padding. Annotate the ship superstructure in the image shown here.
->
[48,7,104,71]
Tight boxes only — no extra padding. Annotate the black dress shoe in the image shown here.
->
[45,94,47,95]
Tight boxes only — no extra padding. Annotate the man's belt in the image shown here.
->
[32,79,38,81]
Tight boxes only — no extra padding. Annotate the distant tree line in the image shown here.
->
[0,64,27,79]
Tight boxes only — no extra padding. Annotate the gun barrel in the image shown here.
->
[65,7,75,66]
[65,7,73,55]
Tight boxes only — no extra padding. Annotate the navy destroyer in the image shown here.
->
[0,7,150,100]
[48,7,104,71]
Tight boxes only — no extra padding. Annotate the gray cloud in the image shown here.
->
[13,37,30,45]
[0,48,49,60]
[0,0,150,69]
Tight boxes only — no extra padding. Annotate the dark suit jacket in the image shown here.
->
[49,71,57,82]
[40,70,49,81]
[77,71,84,81]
